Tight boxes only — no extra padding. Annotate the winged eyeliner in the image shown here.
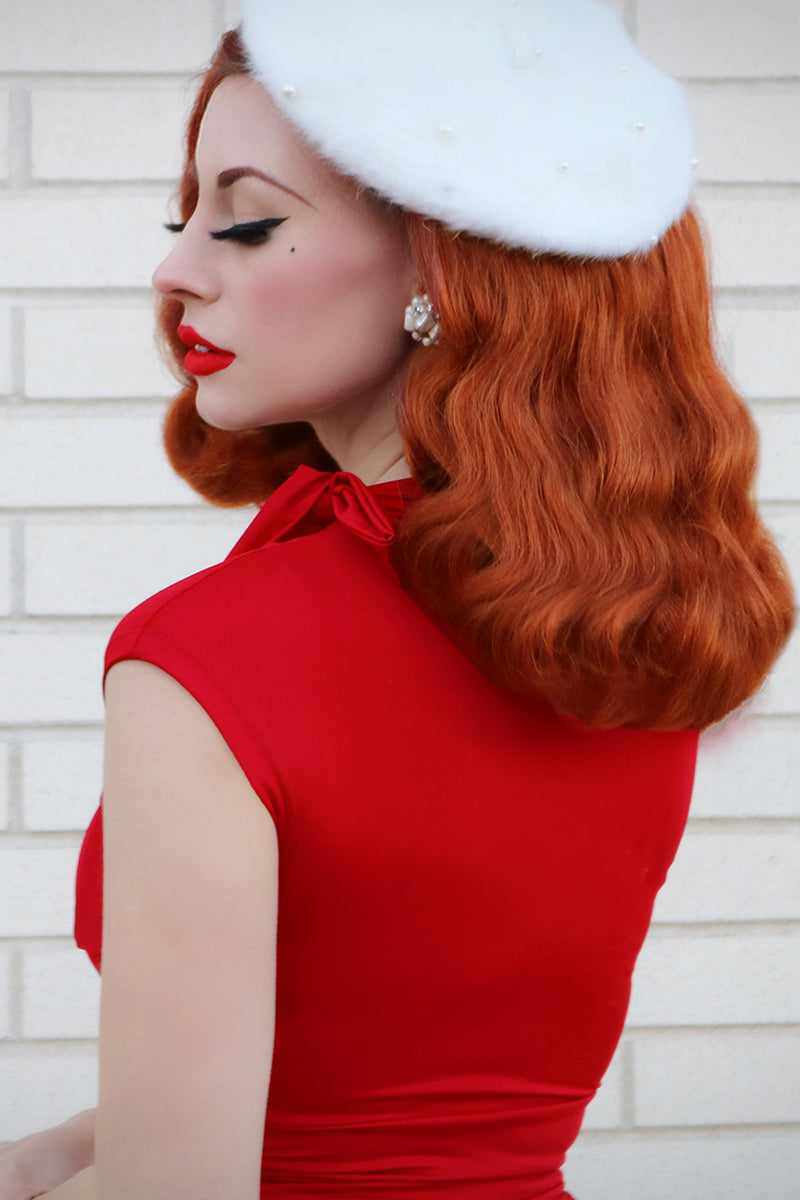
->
[162,217,289,242]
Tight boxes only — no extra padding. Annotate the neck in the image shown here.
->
[309,375,412,486]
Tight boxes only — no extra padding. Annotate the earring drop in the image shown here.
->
[404,294,441,346]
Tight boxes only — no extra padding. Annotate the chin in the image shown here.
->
[194,387,263,432]
[194,389,306,433]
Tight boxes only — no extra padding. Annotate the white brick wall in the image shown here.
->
[754,405,800,503]
[653,829,800,923]
[24,516,247,615]
[0,743,9,831]
[24,306,176,399]
[567,1130,800,1200]
[21,740,104,832]
[1,1047,99,1142]
[0,411,198,508]
[717,309,800,400]
[0,304,12,396]
[637,0,800,78]
[692,715,800,817]
[633,1029,800,1125]
[629,929,800,1025]
[697,194,800,289]
[0,196,177,289]
[21,945,101,1040]
[687,85,800,184]
[0,524,12,616]
[0,848,85,938]
[0,91,8,182]
[31,90,190,183]
[0,947,10,1039]
[0,0,216,74]
[1,1,798,1192]
[0,632,109,725]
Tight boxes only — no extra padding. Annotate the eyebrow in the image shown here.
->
[216,165,314,208]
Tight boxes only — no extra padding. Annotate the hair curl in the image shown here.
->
[157,30,793,731]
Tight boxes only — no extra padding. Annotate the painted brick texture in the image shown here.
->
[0,91,8,182]
[24,306,177,399]
[31,90,189,183]
[1,1,798,1193]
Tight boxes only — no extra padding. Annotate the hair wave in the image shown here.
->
[157,31,794,730]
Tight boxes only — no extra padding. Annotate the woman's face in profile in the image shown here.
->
[152,75,417,432]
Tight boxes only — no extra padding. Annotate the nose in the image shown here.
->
[152,219,218,301]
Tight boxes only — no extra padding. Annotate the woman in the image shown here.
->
[1,2,793,1198]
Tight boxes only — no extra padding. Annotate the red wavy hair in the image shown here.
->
[158,30,794,731]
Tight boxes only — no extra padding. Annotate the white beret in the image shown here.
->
[239,0,696,258]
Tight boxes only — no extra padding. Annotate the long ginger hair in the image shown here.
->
[158,30,793,731]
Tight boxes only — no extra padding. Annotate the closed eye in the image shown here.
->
[162,218,288,246]
[211,217,288,245]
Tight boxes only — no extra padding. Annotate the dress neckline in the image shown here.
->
[228,464,422,559]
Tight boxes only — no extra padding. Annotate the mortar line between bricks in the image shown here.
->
[0,73,197,88]
[686,77,800,92]
[683,816,800,832]
[573,1122,800,1138]
[0,1037,100,1051]
[0,509,210,522]
[9,517,24,620]
[8,87,30,189]
[644,919,800,935]
[0,289,153,301]
[680,76,800,87]
[8,305,25,404]
[0,398,171,414]
[0,725,103,738]
[714,287,800,306]
[0,831,86,849]
[649,918,800,932]
[0,508,247,524]
[625,1023,800,1036]
[7,178,180,192]
[0,180,176,197]
[1,935,89,948]
[7,738,23,833]
[0,613,118,629]
[696,180,800,199]
[9,944,23,1038]
[620,1037,636,1127]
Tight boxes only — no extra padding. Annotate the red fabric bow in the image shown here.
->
[229,465,418,557]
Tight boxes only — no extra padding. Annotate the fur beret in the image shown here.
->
[239,0,696,258]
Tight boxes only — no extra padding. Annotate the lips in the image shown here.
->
[177,324,235,376]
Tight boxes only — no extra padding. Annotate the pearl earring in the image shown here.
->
[404,294,441,346]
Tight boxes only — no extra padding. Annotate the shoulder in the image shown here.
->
[103,659,280,921]
[106,527,341,668]
[107,506,407,681]
[103,658,277,829]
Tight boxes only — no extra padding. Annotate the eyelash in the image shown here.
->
[163,217,288,246]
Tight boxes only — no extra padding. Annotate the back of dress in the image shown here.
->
[76,469,697,1199]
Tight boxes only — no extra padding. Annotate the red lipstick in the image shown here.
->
[178,324,235,376]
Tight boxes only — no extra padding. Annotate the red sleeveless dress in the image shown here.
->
[75,465,697,1198]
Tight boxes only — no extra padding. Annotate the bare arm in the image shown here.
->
[90,661,278,1200]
